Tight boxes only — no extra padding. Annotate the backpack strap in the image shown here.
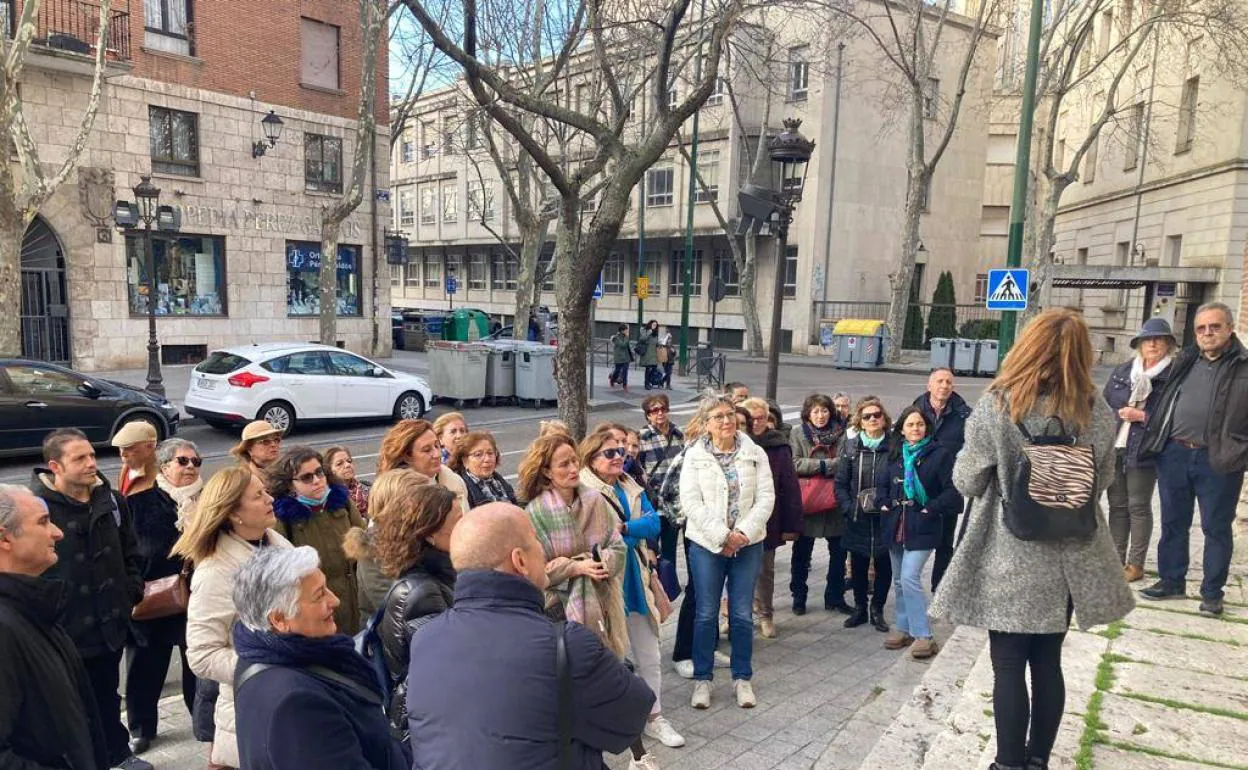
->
[555,621,572,770]
[234,662,273,693]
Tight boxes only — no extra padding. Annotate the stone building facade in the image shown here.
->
[13,0,389,371]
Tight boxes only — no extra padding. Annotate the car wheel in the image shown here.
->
[394,391,426,421]
[258,401,295,434]
[114,414,165,444]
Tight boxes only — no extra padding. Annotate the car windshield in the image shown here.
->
[197,352,252,375]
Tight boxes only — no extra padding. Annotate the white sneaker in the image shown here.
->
[691,680,712,709]
[628,753,661,770]
[734,679,756,708]
[644,715,686,748]
[714,650,731,668]
[672,659,694,679]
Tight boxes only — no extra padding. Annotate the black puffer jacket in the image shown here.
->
[30,470,144,658]
[379,547,456,736]
[914,392,972,457]
[836,434,897,557]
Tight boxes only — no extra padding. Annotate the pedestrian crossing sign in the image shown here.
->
[986,268,1029,311]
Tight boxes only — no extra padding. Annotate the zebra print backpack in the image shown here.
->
[1003,420,1098,542]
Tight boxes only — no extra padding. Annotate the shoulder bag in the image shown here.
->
[132,563,191,621]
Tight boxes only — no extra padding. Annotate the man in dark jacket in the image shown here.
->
[914,368,972,592]
[0,483,110,770]
[30,429,149,770]
[407,502,654,770]
[1139,303,1248,616]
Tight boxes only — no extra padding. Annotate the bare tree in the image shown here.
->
[0,0,114,356]
[401,0,743,436]
[388,1,453,148]
[1015,0,1248,314]
[825,0,996,361]
[319,0,388,345]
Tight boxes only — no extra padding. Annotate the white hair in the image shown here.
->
[0,484,35,536]
[232,546,321,631]
[156,438,199,467]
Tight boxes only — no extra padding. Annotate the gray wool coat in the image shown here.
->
[929,391,1135,634]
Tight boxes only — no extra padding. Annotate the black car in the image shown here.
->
[0,359,180,458]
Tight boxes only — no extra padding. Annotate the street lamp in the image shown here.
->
[113,175,180,397]
[252,110,285,158]
[737,118,815,401]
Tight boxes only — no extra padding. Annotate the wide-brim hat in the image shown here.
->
[111,420,158,448]
[1130,317,1177,349]
[240,420,284,442]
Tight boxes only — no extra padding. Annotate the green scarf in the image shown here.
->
[902,437,931,506]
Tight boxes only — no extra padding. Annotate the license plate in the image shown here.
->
[197,378,216,390]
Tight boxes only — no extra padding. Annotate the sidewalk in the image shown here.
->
[845,497,1248,770]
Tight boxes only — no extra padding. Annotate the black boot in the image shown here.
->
[869,607,889,632]
[1025,756,1048,770]
[792,596,807,616]
[825,600,855,615]
[844,607,867,628]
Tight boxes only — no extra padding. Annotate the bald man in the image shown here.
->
[406,503,654,770]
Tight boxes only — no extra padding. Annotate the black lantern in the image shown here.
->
[253,110,285,158]
[768,118,816,200]
[133,176,160,223]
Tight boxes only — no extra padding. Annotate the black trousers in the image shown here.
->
[849,551,891,612]
[989,629,1068,766]
[930,512,959,592]
[81,648,133,764]
[126,639,196,738]
[790,535,847,606]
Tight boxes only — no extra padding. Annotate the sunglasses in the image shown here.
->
[861,411,884,421]
[295,467,327,484]
[647,406,669,415]
[173,456,203,468]
[596,447,627,460]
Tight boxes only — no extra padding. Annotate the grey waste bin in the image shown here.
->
[930,338,955,370]
[516,344,558,407]
[975,339,1000,377]
[953,339,979,375]
[482,340,518,403]
[831,320,889,370]
[426,341,488,406]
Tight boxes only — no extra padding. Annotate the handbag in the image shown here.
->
[798,476,838,516]
[657,345,669,364]
[131,566,190,621]
[648,569,674,622]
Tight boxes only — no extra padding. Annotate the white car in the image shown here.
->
[184,342,431,433]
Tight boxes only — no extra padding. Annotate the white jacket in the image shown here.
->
[186,528,290,768]
[679,433,775,553]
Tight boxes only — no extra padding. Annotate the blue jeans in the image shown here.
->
[689,541,763,681]
[888,545,933,639]
[1156,441,1245,600]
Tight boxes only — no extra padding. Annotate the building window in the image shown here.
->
[974,273,988,303]
[125,233,225,316]
[442,120,455,155]
[693,150,720,203]
[465,113,482,150]
[602,253,625,295]
[1083,135,1098,183]
[705,76,728,106]
[1176,76,1198,153]
[144,0,192,56]
[442,184,457,223]
[421,121,437,159]
[305,133,343,193]
[420,186,436,225]
[647,165,674,207]
[398,188,414,228]
[300,17,340,90]
[668,250,703,297]
[711,249,740,296]
[400,140,414,164]
[1166,234,1183,266]
[783,245,798,299]
[924,77,939,119]
[286,240,361,317]
[631,250,663,297]
[789,46,809,100]
[390,264,402,287]
[149,106,199,177]
[404,261,420,288]
[491,251,518,290]
[467,252,487,290]
[1124,103,1143,171]
[424,252,442,288]
[467,181,495,221]
[538,249,555,292]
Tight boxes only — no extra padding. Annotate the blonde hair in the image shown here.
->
[538,420,570,438]
[849,396,891,433]
[170,467,257,564]
[684,413,707,442]
[433,412,467,443]
[740,397,770,416]
[990,308,1095,430]
[516,433,578,504]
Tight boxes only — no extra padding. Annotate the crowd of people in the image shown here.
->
[1,304,1244,770]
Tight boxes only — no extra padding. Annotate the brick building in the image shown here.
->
[9,0,389,371]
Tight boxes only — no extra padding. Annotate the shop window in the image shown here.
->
[149,106,199,177]
[126,233,226,316]
[305,133,343,193]
[285,240,362,317]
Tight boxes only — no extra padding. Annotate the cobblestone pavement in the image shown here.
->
[130,541,938,770]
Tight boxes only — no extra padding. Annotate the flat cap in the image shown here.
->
[111,421,158,448]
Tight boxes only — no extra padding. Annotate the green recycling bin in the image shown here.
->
[442,308,490,341]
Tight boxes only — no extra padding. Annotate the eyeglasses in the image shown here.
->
[468,450,498,460]
[596,447,627,460]
[861,411,884,421]
[1196,323,1225,335]
[709,412,736,422]
[295,467,327,484]
[647,406,669,415]
[255,437,281,447]
[173,456,203,468]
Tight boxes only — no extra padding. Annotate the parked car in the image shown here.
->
[184,343,432,433]
[0,358,180,458]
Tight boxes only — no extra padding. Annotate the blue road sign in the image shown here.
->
[986,268,1029,311]
[592,277,603,300]
[446,277,458,295]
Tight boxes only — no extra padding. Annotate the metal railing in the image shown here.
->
[9,0,132,61]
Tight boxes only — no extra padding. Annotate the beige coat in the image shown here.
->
[186,529,291,767]
[578,469,662,636]
[437,465,470,514]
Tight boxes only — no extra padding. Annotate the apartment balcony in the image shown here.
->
[4,0,132,74]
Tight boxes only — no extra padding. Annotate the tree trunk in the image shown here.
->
[884,169,928,363]
[319,220,341,345]
[553,216,590,438]
[1024,181,1067,321]
[512,218,550,340]
[0,213,24,357]
[739,233,764,355]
